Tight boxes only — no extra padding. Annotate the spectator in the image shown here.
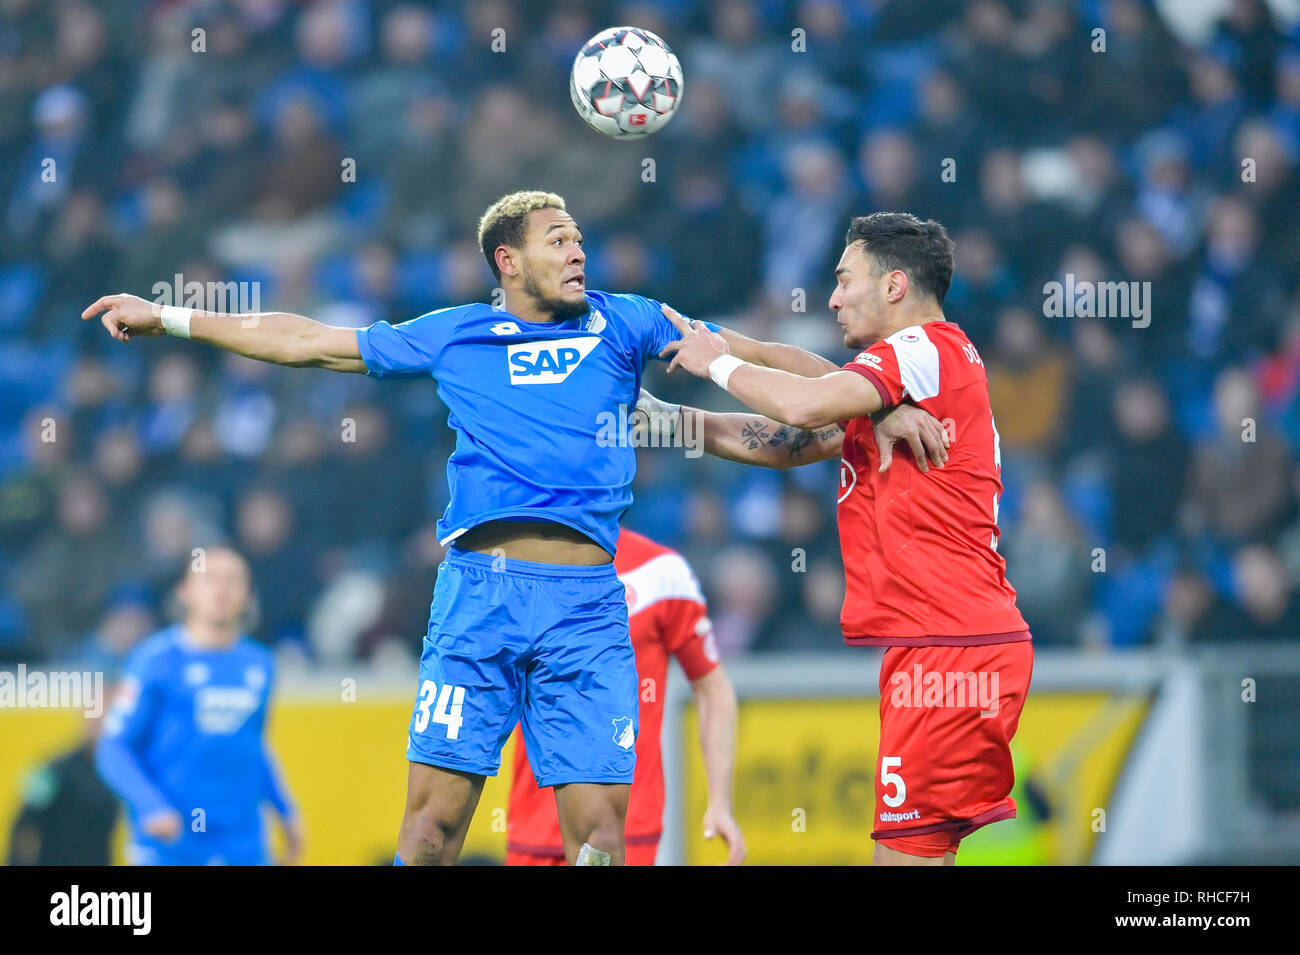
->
[1185,194,1286,367]
[1220,545,1300,642]
[234,486,317,647]
[706,544,778,657]
[1211,0,1284,107]
[1190,367,1293,544]
[986,307,1070,458]
[1002,480,1093,646]
[763,141,852,301]
[15,472,131,658]
[1106,379,1189,558]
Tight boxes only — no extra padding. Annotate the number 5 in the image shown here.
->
[881,756,906,808]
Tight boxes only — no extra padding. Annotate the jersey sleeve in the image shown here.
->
[95,650,174,819]
[839,325,942,410]
[354,308,456,379]
[606,293,720,367]
[663,601,720,681]
[652,554,720,681]
[260,748,295,819]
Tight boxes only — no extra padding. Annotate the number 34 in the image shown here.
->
[413,680,465,739]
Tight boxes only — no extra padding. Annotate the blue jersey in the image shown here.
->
[355,291,687,557]
[96,625,294,840]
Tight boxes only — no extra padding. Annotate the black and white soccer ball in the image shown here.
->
[569,26,684,139]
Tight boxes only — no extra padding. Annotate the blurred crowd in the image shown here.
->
[1,0,1299,672]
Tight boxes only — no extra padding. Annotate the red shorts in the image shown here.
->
[873,640,1033,858]
[505,841,659,866]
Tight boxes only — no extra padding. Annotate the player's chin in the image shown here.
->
[552,288,591,319]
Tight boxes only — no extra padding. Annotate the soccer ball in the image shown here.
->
[569,26,684,139]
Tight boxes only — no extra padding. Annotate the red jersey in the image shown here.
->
[506,528,719,856]
[836,320,1029,646]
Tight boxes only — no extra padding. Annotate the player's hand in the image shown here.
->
[141,809,183,843]
[81,293,166,342]
[873,403,949,474]
[633,388,681,443]
[703,805,746,865]
[658,303,729,378]
[279,816,305,866]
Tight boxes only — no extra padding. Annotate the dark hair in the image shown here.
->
[844,212,956,305]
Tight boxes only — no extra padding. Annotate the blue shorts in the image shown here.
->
[406,547,638,787]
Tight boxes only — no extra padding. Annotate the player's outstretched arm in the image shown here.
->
[659,306,879,429]
[690,666,746,865]
[637,391,948,472]
[691,408,844,469]
[713,325,840,378]
[81,293,369,373]
[635,389,842,469]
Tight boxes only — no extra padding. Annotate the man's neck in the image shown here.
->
[502,292,562,325]
[182,619,239,650]
[881,309,946,339]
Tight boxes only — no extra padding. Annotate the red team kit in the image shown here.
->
[838,319,1033,857]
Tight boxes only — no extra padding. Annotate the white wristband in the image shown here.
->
[160,305,193,338]
[708,354,746,391]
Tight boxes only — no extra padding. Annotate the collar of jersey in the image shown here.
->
[488,302,587,330]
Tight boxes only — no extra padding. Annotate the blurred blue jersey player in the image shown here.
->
[82,190,709,866]
[96,547,302,865]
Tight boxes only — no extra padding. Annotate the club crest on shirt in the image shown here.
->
[611,716,635,749]
[838,457,858,503]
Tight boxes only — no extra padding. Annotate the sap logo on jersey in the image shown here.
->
[194,686,260,734]
[508,336,602,384]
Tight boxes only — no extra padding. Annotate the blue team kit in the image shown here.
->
[355,292,701,784]
[96,625,294,865]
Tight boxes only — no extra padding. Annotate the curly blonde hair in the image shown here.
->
[477,191,567,280]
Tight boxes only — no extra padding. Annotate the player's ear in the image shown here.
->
[495,246,517,279]
[888,269,908,304]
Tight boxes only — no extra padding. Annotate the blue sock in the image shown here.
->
[393,852,406,866]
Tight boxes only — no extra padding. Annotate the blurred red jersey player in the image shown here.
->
[506,528,745,866]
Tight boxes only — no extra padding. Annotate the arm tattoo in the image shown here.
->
[745,420,843,460]
[740,419,772,450]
